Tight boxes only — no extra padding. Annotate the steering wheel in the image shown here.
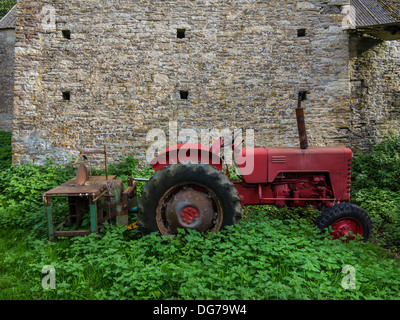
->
[220,131,244,149]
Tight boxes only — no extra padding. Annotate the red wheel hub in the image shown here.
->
[331,218,363,240]
[180,206,200,224]
[158,186,216,234]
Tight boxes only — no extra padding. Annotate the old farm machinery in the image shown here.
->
[137,92,372,240]
[42,146,138,241]
[43,92,372,241]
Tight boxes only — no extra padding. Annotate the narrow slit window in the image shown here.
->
[62,91,71,101]
[177,29,186,39]
[62,30,71,39]
[297,29,306,37]
[179,90,189,100]
[299,91,308,101]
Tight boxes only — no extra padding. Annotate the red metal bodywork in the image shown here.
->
[235,146,351,207]
[150,143,223,172]
[150,143,352,209]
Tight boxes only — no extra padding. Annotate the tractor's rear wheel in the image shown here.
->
[137,163,242,236]
[316,203,372,241]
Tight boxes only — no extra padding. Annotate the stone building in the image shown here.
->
[350,0,400,148]
[0,5,16,132]
[3,0,400,165]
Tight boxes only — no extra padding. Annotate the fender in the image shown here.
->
[150,142,224,172]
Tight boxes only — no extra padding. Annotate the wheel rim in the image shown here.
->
[156,182,223,236]
[331,218,364,240]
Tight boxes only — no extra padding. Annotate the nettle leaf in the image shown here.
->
[300,260,321,273]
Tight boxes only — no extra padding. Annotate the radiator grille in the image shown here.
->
[271,156,286,164]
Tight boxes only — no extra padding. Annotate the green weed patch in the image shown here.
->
[1,132,400,299]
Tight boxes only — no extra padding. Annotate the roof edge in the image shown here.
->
[0,4,17,29]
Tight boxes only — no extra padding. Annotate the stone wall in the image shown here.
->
[349,35,400,153]
[0,28,15,132]
[13,0,353,166]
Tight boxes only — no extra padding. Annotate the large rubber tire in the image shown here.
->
[137,163,242,236]
[316,202,373,241]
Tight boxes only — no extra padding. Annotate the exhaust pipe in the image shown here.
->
[296,91,308,149]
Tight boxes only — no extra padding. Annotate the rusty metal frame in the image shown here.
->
[44,185,103,242]
[42,146,138,241]
[43,175,137,242]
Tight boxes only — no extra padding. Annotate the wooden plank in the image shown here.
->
[123,184,137,198]
[88,175,116,181]
[43,175,117,196]
[54,230,92,237]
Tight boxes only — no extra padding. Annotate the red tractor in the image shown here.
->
[138,92,372,240]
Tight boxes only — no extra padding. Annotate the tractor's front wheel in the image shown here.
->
[316,203,372,241]
[137,163,242,236]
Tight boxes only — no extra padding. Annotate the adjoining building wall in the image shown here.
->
[0,28,15,132]
[13,0,354,165]
[350,35,400,153]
